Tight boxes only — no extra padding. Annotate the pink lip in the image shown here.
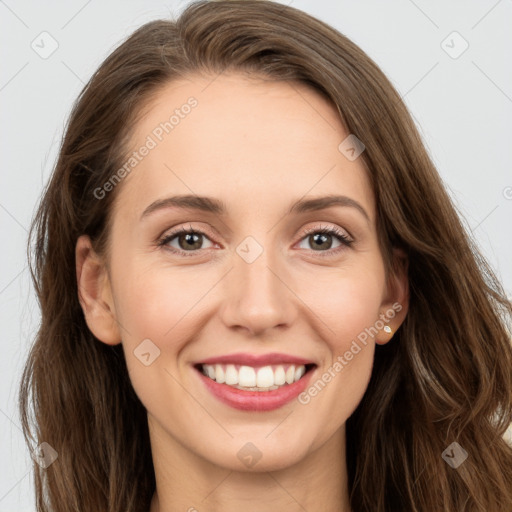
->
[194,365,316,412]
[195,352,315,367]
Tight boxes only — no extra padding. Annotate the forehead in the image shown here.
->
[114,73,374,222]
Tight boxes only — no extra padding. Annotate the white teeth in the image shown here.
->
[256,366,274,387]
[215,364,225,384]
[274,365,286,385]
[294,365,305,381]
[225,364,238,385]
[285,365,296,384]
[238,366,256,387]
[200,363,309,390]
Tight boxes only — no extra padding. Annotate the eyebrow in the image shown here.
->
[140,194,370,222]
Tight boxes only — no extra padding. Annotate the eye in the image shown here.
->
[296,224,353,256]
[157,223,353,258]
[158,224,215,256]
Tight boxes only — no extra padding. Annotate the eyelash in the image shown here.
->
[157,223,354,259]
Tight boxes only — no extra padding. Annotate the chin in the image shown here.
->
[199,432,313,473]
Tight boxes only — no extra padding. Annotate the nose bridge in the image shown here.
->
[222,233,294,334]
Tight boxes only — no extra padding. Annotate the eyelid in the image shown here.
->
[298,223,353,242]
[156,221,217,242]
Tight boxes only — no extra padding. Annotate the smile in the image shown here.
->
[193,353,317,411]
[198,363,313,391]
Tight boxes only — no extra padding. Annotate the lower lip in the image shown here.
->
[196,367,315,411]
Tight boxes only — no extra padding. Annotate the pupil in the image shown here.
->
[181,233,201,250]
[311,233,331,250]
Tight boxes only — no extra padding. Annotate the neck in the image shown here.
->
[148,417,351,512]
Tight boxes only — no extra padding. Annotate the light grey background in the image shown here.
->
[1,0,511,509]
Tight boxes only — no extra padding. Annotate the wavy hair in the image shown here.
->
[19,1,512,510]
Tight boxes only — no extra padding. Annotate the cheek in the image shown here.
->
[111,263,206,418]
[292,261,384,419]
[295,260,386,349]
[113,260,206,343]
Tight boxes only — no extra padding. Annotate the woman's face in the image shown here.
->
[78,73,407,472]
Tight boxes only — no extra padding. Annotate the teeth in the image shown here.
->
[225,364,238,385]
[274,366,286,385]
[215,364,225,384]
[200,363,309,390]
[206,365,215,380]
[285,365,295,384]
[239,366,256,387]
[294,365,305,381]
[256,366,274,387]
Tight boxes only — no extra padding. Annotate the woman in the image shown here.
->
[19,0,512,510]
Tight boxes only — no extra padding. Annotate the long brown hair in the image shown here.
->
[19,1,512,510]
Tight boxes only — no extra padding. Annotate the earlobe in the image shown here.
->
[75,235,122,345]
[376,248,409,345]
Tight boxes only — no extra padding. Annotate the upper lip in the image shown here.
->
[195,352,316,367]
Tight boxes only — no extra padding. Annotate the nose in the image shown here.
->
[219,242,297,337]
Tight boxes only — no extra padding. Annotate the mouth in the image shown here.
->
[193,357,317,411]
[194,362,317,391]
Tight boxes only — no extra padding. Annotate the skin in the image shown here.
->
[76,73,408,512]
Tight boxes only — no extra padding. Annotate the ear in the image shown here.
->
[75,235,122,345]
[375,247,409,345]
